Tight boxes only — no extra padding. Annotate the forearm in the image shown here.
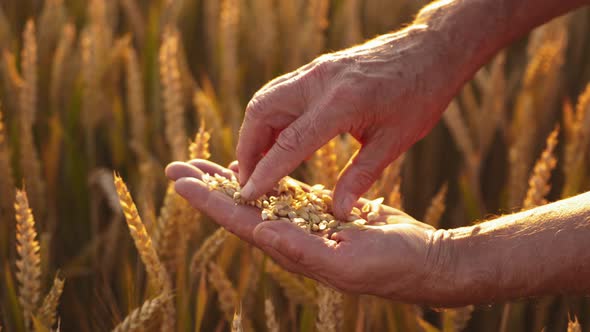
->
[448,192,590,305]
[414,0,590,84]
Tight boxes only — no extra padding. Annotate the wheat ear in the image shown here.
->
[111,293,171,332]
[567,317,582,332]
[264,298,280,332]
[315,283,342,332]
[423,182,448,228]
[208,262,237,322]
[14,188,41,328]
[36,273,65,328]
[160,27,187,161]
[190,227,228,277]
[265,260,316,306]
[113,173,170,292]
[523,126,559,209]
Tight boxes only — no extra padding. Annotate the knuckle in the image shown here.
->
[245,96,268,120]
[276,125,306,154]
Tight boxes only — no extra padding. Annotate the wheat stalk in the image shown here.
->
[36,273,65,329]
[111,293,171,332]
[523,126,559,209]
[14,188,42,328]
[423,182,448,228]
[0,105,14,220]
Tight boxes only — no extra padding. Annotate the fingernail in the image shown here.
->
[256,227,280,248]
[241,180,256,200]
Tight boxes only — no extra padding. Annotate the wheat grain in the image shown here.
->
[36,273,65,328]
[111,293,171,332]
[523,126,559,209]
[423,182,448,228]
[14,188,42,328]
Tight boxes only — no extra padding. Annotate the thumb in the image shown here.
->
[253,220,337,272]
[332,138,402,220]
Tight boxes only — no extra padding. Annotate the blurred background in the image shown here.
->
[0,0,589,331]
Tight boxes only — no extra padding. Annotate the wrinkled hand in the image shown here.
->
[237,25,461,219]
[166,159,454,304]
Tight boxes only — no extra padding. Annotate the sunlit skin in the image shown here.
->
[167,0,590,306]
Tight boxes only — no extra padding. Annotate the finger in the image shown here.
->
[165,161,204,181]
[332,138,402,220]
[237,79,306,186]
[240,110,343,200]
[187,159,236,180]
[253,220,342,277]
[174,177,260,244]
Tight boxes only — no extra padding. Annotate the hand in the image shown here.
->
[166,159,459,305]
[237,25,463,219]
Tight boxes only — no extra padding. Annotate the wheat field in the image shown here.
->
[0,0,590,331]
